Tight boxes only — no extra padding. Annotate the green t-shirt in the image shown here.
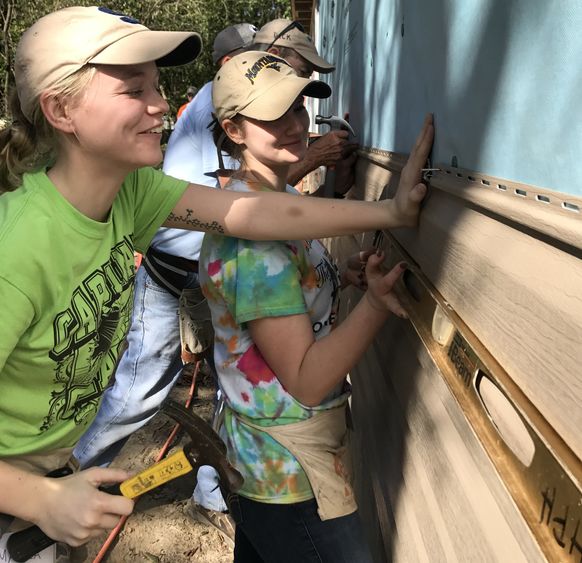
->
[0,167,188,457]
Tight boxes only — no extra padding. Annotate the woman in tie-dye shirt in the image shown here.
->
[200,51,433,563]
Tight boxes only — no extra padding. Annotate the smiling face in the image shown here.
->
[236,96,310,175]
[64,62,168,173]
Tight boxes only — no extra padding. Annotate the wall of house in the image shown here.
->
[315,0,582,195]
[308,1,582,561]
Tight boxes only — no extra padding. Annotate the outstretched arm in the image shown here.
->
[164,114,434,240]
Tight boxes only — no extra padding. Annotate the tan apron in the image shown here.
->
[234,405,357,520]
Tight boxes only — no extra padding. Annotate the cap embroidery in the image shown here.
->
[98,7,140,24]
[244,54,290,85]
[273,32,312,43]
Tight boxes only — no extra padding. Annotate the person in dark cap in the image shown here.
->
[176,84,198,119]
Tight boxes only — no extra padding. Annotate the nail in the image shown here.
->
[400,262,409,270]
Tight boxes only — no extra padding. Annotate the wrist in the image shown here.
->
[364,291,390,316]
[0,463,49,524]
[379,199,398,229]
[287,160,311,186]
[28,476,56,525]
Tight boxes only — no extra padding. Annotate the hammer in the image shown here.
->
[315,114,355,137]
[314,114,356,198]
[7,400,243,562]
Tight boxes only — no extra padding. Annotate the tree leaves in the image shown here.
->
[0,0,290,118]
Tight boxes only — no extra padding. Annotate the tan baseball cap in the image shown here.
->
[15,6,202,120]
[212,51,331,122]
[254,19,334,74]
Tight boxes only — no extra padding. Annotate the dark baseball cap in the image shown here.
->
[212,23,257,64]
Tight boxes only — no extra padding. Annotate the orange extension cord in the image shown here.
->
[92,361,201,563]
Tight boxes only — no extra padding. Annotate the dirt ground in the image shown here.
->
[71,365,233,563]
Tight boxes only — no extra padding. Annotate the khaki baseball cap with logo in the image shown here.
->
[254,19,334,74]
[212,51,331,123]
[15,6,202,120]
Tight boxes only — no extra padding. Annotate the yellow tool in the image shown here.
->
[119,449,193,498]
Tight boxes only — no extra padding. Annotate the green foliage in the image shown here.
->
[0,0,291,119]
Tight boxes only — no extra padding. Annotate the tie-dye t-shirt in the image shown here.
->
[199,178,350,503]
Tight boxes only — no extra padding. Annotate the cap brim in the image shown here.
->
[239,76,331,121]
[293,45,335,74]
[90,30,202,67]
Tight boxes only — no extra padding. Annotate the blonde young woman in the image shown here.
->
[0,6,432,551]
[200,51,433,562]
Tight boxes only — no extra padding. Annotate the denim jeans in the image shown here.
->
[73,266,227,511]
[230,495,374,563]
[73,266,189,468]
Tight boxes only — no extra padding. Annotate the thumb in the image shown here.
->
[409,182,427,203]
[380,261,408,291]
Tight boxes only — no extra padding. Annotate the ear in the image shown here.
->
[267,46,280,56]
[39,92,76,133]
[222,118,245,146]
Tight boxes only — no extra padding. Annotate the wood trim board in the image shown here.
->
[323,148,582,561]
[351,148,582,462]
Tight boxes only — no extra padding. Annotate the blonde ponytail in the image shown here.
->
[0,90,56,193]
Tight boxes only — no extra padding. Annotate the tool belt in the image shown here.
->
[143,248,213,362]
[143,247,199,298]
[179,285,213,361]
[232,404,357,520]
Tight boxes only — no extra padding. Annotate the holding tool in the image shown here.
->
[7,400,242,562]
[315,114,356,198]
[315,114,355,137]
